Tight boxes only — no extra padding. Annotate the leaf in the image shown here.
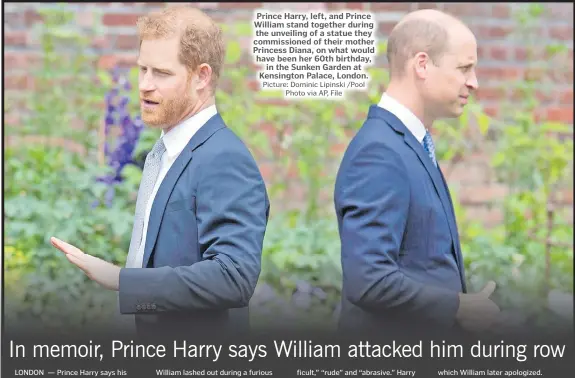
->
[235,22,252,37]
[546,43,567,57]
[442,147,456,161]
[226,41,242,65]
[377,40,388,56]
[477,112,491,136]
[492,152,506,168]
[528,3,545,17]
[257,89,284,99]
[97,70,112,87]
[121,164,142,187]
[459,105,469,129]
[541,122,573,134]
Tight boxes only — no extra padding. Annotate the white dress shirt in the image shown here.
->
[378,93,427,143]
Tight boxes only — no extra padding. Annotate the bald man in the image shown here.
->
[335,10,499,335]
[51,5,269,338]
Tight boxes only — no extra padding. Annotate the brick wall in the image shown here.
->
[4,2,574,224]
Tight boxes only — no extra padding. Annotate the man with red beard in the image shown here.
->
[51,5,270,338]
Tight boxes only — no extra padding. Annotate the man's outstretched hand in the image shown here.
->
[51,237,121,291]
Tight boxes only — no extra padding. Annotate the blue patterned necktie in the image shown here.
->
[422,130,437,167]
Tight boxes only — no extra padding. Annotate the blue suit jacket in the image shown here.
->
[118,113,269,338]
[335,105,467,333]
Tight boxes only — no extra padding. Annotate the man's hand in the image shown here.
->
[51,237,121,291]
[456,281,500,333]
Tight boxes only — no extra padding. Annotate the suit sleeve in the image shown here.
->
[118,148,269,313]
[335,140,459,327]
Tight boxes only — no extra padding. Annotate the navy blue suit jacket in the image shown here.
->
[118,113,269,338]
[335,105,467,333]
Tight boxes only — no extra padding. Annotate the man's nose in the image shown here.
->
[139,73,155,92]
[467,71,479,91]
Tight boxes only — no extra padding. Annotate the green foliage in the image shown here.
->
[439,3,573,320]
[261,213,342,298]
[487,5,573,311]
[3,6,134,331]
[4,145,139,330]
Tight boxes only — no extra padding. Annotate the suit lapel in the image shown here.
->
[370,106,465,287]
[437,166,467,292]
[141,114,226,268]
[401,134,459,251]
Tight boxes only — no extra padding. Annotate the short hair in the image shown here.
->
[387,14,461,78]
[136,5,225,92]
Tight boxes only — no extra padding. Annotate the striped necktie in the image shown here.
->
[422,130,437,167]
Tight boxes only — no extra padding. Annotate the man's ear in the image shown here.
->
[413,52,432,80]
[195,63,212,90]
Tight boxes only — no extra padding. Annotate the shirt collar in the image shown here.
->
[161,105,218,159]
[378,93,427,143]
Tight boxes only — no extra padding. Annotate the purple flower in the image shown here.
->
[96,65,145,207]
[105,114,115,127]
